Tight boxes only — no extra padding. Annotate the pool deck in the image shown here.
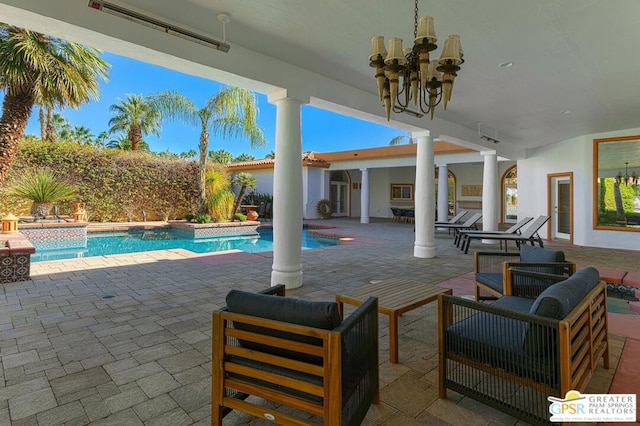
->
[1,218,638,425]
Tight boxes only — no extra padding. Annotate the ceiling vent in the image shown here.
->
[87,0,230,52]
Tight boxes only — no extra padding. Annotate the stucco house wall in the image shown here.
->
[518,126,640,251]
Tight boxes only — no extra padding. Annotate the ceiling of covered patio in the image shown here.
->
[1,0,640,165]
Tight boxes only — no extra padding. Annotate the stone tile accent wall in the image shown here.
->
[0,254,30,283]
[19,224,87,250]
[170,222,260,239]
[0,235,35,283]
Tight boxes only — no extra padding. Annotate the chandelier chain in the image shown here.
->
[413,0,419,39]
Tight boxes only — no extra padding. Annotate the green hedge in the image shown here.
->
[0,140,199,222]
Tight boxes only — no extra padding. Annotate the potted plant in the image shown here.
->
[6,169,75,219]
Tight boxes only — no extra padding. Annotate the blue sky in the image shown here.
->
[23,52,403,158]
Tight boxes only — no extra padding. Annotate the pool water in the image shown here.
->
[30,228,339,262]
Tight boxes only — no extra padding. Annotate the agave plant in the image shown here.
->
[6,169,75,218]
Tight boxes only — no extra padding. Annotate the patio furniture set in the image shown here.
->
[210,244,609,425]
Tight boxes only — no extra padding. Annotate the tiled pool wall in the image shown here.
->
[169,221,260,239]
[0,235,35,283]
[19,223,88,250]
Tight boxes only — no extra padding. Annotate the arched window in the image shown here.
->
[502,165,517,223]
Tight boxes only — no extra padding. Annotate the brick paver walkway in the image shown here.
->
[1,218,638,425]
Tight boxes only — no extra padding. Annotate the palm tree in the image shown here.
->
[265,150,275,159]
[389,134,414,145]
[107,134,150,151]
[70,125,93,145]
[180,149,198,159]
[233,153,256,162]
[108,94,161,151]
[209,148,233,164]
[231,172,257,216]
[150,87,266,214]
[46,113,70,142]
[0,24,109,183]
[93,131,109,148]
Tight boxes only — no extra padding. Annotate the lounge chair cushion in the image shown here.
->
[226,289,341,363]
[519,244,565,263]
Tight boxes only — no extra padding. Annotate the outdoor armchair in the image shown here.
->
[474,244,575,300]
[211,285,379,426]
[438,267,609,425]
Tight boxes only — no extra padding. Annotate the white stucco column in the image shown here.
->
[413,131,435,258]
[360,168,370,223]
[268,92,307,288]
[437,164,449,222]
[481,150,499,237]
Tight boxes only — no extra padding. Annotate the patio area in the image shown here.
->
[0,218,638,425]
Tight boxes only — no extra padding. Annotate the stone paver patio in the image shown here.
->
[1,218,638,425]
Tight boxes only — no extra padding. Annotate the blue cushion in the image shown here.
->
[226,289,341,329]
[225,289,341,364]
[493,295,536,313]
[475,272,504,294]
[528,267,600,319]
[519,244,565,263]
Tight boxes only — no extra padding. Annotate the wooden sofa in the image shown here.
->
[212,285,379,425]
[475,244,576,300]
[438,267,609,425]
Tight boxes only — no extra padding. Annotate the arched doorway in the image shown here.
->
[502,165,518,223]
[435,168,457,215]
[330,171,350,217]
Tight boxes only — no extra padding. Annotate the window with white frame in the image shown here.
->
[390,184,413,201]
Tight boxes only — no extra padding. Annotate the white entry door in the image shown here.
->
[551,176,572,240]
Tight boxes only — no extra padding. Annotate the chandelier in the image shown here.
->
[614,162,639,186]
[368,0,463,120]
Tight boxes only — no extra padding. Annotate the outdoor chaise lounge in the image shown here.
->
[456,216,534,250]
[212,285,379,425]
[434,213,482,244]
[438,267,609,425]
[461,215,550,254]
[435,210,467,225]
[475,244,576,301]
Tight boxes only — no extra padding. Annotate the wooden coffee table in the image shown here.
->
[336,278,452,364]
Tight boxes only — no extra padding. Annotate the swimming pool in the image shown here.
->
[30,228,339,262]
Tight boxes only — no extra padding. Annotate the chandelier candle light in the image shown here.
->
[369,0,463,120]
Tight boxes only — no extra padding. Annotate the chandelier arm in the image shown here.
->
[417,82,442,114]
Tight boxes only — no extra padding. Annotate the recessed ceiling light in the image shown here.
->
[498,61,514,68]
[562,110,571,114]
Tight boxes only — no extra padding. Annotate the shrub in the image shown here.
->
[235,212,247,221]
[5,168,75,204]
[184,213,195,221]
[196,214,211,223]
[1,140,199,221]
